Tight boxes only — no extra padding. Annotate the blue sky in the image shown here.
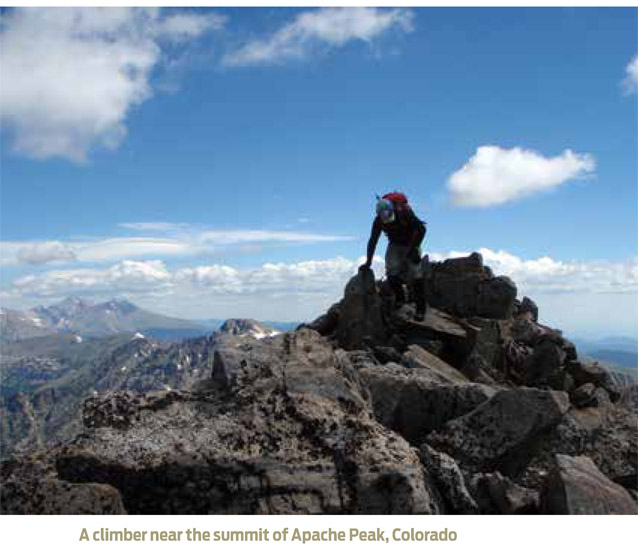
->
[0,7,636,337]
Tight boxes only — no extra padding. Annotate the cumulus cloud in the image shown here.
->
[431,248,638,295]
[447,146,596,207]
[13,260,172,297]
[622,54,638,95]
[0,7,221,161]
[224,7,413,66]
[10,249,637,303]
[0,227,354,266]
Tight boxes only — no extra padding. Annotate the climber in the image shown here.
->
[360,192,427,321]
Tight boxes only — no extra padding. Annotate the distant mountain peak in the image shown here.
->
[218,318,280,340]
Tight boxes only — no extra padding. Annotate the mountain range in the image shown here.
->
[0,297,304,343]
[0,297,209,343]
[2,252,636,514]
[0,316,282,457]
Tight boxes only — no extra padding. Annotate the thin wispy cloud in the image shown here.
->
[0,7,222,162]
[15,241,78,265]
[622,54,638,95]
[223,7,413,66]
[0,225,355,266]
[447,146,596,208]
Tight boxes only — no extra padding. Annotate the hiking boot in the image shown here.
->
[388,276,406,308]
[413,279,427,322]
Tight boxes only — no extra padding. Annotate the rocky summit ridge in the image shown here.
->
[1,252,636,515]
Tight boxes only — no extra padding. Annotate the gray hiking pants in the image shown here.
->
[385,243,423,283]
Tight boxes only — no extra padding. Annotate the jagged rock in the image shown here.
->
[305,303,340,336]
[517,297,539,322]
[566,361,621,401]
[468,471,539,514]
[571,383,598,408]
[459,317,504,382]
[400,308,477,370]
[509,318,545,345]
[0,459,125,514]
[212,348,242,387]
[401,345,469,384]
[420,444,478,514]
[543,454,637,514]
[16,330,441,514]
[522,403,638,493]
[360,363,495,445]
[427,388,570,471]
[523,339,566,388]
[424,253,517,319]
[335,269,385,350]
[477,276,517,320]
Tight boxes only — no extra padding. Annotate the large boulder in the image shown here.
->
[427,388,570,471]
[401,345,469,384]
[566,360,621,401]
[336,268,385,350]
[523,339,567,389]
[399,307,478,369]
[543,454,637,514]
[359,363,495,445]
[424,253,517,319]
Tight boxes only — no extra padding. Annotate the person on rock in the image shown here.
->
[360,192,427,321]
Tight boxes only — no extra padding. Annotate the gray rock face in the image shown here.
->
[1,459,124,514]
[6,330,441,515]
[427,388,570,470]
[543,455,637,514]
[420,444,478,514]
[424,253,517,319]
[566,360,621,401]
[401,345,469,384]
[532,404,638,492]
[211,348,242,388]
[359,363,495,445]
[336,269,385,350]
[523,340,566,388]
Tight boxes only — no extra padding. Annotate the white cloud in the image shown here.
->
[0,227,354,266]
[0,7,220,162]
[9,249,637,301]
[13,260,172,297]
[447,146,596,208]
[16,241,77,265]
[9,256,377,299]
[4,250,637,333]
[431,248,638,295]
[622,54,638,95]
[223,7,413,66]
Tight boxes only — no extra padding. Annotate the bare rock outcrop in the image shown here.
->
[3,252,635,516]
